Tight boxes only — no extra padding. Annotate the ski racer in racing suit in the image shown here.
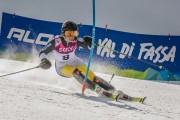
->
[39,21,137,102]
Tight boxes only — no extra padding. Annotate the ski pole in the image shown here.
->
[109,74,115,83]
[0,63,44,77]
[94,42,163,69]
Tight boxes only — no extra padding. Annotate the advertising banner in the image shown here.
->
[0,12,179,80]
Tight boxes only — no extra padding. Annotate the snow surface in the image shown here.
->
[0,59,180,120]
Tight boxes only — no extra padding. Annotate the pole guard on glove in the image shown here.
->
[40,58,52,69]
[83,36,92,48]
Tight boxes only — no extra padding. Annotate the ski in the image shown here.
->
[115,96,146,103]
[94,85,147,104]
[129,97,146,103]
[111,90,147,104]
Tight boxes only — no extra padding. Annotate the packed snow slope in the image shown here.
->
[0,59,180,120]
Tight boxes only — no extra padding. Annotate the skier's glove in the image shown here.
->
[83,36,92,48]
[40,58,51,69]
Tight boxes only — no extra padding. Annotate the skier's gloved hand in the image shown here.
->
[40,58,51,69]
[83,36,92,48]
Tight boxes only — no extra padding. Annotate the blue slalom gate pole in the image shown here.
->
[82,0,96,94]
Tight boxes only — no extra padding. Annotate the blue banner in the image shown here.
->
[0,12,179,80]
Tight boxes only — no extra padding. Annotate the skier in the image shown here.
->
[39,20,145,103]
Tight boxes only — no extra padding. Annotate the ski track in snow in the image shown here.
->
[0,59,180,120]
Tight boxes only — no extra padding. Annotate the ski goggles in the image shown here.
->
[64,31,78,37]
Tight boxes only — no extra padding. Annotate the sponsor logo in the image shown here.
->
[58,46,74,53]
[7,28,54,45]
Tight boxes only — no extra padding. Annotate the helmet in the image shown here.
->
[61,21,78,34]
